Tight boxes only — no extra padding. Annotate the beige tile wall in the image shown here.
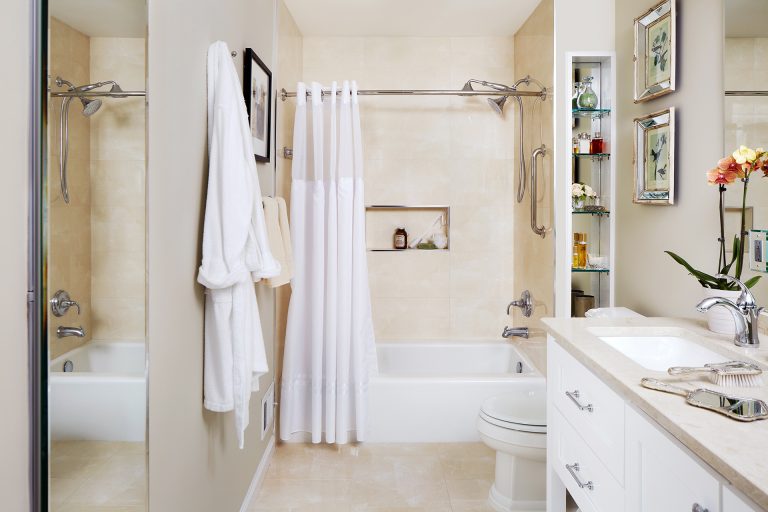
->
[48,17,93,358]
[302,36,518,340]
[512,0,554,339]
[90,37,146,340]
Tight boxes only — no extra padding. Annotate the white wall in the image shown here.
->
[147,0,277,510]
[614,0,725,316]
[1,0,31,509]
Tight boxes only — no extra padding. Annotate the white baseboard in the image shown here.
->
[239,434,275,512]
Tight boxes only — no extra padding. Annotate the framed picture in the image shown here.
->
[633,0,676,103]
[633,108,675,204]
[243,48,272,162]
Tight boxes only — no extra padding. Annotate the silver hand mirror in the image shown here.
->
[641,378,768,422]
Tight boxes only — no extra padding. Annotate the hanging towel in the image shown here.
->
[197,40,280,449]
[264,196,294,287]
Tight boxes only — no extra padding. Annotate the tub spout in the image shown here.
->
[502,326,529,339]
[57,326,85,338]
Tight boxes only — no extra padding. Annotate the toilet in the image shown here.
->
[477,386,547,512]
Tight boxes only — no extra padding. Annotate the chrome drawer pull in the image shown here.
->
[565,462,594,491]
[565,390,594,412]
[692,504,708,512]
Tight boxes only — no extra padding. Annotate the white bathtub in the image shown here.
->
[50,340,146,442]
[367,340,545,442]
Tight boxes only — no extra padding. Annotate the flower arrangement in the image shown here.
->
[571,182,597,209]
[665,145,768,290]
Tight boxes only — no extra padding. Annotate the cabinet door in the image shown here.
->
[723,485,761,512]
[625,406,719,512]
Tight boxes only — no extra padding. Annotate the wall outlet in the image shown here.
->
[261,382,275,440]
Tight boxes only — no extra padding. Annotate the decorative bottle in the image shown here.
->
[578,77,598,109]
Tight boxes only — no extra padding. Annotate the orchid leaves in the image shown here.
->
[665,234,761,290]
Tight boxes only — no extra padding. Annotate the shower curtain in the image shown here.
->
[280,81,377,444]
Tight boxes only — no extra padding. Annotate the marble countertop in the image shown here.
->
[542,316,768,509]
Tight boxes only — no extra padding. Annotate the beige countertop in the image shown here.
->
[542,316,768,509]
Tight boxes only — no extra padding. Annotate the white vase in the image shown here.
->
[701,287,742,334]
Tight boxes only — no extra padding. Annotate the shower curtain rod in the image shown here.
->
[280,87,546,101]
[51,90,146,98]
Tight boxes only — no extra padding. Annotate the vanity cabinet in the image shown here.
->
[547,337,763,512]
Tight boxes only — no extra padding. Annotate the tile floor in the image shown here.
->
[248,442,497,512]
[50,441,147,512]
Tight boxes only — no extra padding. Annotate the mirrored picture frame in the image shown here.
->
[633,107,675,204]
[634,0,676,103]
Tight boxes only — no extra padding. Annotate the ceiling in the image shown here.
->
[50,0,146,38]
[725,0,768,37]
[283,0,543,37]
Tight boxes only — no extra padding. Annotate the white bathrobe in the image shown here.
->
[198,41,280,449]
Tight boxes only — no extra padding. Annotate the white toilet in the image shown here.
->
[477,386,547,512]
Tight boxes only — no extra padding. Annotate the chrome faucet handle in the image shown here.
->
[716,274,758,309]
[50,289,81,317]
[507,290,534,318]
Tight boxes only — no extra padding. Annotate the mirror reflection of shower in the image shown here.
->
[51,76,137,203]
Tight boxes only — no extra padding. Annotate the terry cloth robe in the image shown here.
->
[197,41,280,449]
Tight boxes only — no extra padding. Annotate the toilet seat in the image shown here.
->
[479,391,546,434]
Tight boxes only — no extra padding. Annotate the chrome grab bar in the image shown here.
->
[530,145,547,237]
[565,462,594,491]
[565,390,594,412]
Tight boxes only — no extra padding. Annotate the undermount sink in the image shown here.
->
[598,335,729,372]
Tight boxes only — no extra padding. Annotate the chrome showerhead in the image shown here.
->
[487,96,507,116]
[80,97,102,116]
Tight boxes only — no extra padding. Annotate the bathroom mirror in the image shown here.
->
[722,0,768,300]
[41,0,148,510]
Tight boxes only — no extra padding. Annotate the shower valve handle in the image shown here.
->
[50,289,81,317]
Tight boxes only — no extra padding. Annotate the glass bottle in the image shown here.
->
[577,233,588,268]
[572,82,582,110]
[572,233,581,268]
[572,137,579,154]
[578,77,598,109]
[590,132,604,154]
[394,227,408,250]
[578,133,591,154]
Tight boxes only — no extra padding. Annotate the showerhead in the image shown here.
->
[80,97,102,116]
[487,96,507,116]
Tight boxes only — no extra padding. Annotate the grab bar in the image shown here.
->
[530,145,547,238]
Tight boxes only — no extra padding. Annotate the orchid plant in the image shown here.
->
[666,145,768,291]
[571,182,597,205]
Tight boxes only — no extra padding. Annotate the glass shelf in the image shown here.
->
[572,210,610,216]
[573,153,610,159]
[572,267,610,273]
[572,108,611,119]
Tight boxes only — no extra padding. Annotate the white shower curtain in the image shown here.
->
[280,81,377,444]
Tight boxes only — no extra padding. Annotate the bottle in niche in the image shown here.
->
[577,233,588,268]
[577,76,598,109]
[572,233,581,268]
[590,132,604,154]
[394,227,408,250]
[572,137,579,154]
[578,133,591,154]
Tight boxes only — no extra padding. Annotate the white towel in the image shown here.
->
[264,196,294,287]
[197,41,280,449]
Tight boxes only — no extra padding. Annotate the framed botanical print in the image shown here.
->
[633,0,676,103]
[633,108,675,204]
[243,48,272,162]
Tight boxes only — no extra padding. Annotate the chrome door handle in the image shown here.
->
[565,390,594,412]
[565,462,594,491]
[692,504,708,512]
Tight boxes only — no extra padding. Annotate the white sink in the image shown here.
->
[599,336,729,371]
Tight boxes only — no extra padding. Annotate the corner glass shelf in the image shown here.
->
[572,267,610,273]
[572,108,611,119]
[573,153,610,160]
[572,209,610,216]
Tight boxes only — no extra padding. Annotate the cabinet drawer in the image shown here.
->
[625,405,719,512]
[552,407,624,512]
[549,339,625,483]
[723,485,761,512]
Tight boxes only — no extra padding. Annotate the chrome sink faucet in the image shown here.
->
[696,274,762,348]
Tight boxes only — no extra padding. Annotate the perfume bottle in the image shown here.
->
[578,77,598,109]
[590,132,604,154]
[572,82,582,110]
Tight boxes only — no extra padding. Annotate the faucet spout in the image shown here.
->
[502,326,529,339]
[696,296,753,347]
[57,326,85,338]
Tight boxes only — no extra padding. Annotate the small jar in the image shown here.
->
[572,137,579,154]
[578,133,591,154]
[394,227,408,250]
[590,132,604,154]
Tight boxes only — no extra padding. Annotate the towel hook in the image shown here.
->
[231,50,238,58]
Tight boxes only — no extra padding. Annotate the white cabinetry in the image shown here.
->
[547,336,763,512]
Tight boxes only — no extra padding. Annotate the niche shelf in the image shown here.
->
[572,108,611,119]
[365,205,450,252]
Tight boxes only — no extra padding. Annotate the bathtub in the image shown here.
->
[50,340,146,442]
[367,340,545,442]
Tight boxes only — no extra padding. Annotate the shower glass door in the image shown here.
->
[42,0,148,510]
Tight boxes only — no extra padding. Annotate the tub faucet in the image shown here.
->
[695,274,762,348]
[57,326,85,338]
[502,326,529,339]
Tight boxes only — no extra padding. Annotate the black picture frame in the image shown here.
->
[243,48,272,163]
